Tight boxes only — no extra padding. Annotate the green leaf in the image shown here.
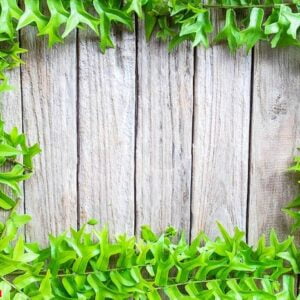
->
[93,0,133,29]
[99,12,114,53]
[0,144,24,156]
[93,0,134,52]
[32,271,53,300]
[285,195,300,209]
[0,189,16,210]
[17,0,48,31]
[180,10,212,48]
[284,152,300,232]
[87,219,98,225]
[265,5,300,47]
[127,0,146,18]
[214,9,241,52]
[38,0,70,46]
[241,8,266,52]
[284,10,300,39]
[145,13,157,41]
[0,0,23,39]
[63,0,99,38]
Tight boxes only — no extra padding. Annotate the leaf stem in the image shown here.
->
[6,158,33,172]
[201,2,296,9]
[0,276,28,298]
[0,199,20,239]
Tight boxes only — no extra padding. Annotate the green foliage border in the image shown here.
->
[1,0,300,91]
[0,0,300,298]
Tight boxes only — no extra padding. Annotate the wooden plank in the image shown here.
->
[135,35,194,235]
[191,46,252,239]
[78,30,136,236]
[248,46,300,244]
[21,30,77,244]
[2,67,22,128]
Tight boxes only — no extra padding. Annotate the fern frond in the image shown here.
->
[0,217,299,299]
[0,119,40,210]
[284,152,300,233]
[0,0,299,87]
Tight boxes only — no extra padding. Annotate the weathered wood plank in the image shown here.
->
[248,46,300,244]
[2,67,22,128]
[191,47,252,238]
[78,30,136,236]
[135,34,194,234]
[21,30,77,244]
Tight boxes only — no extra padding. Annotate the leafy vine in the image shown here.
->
[284,154,300,233]
[0,209,300,299]
[0,0,300,90]
[0,120,40,210]
[0,116,297,299]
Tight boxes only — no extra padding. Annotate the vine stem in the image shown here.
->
[0,201,28,298]
[6,158,33,172]
[0,276,28,298]
[1,268,286,288]
[0,199,20,239]
[1,270,291,297]
[201,2,296,9]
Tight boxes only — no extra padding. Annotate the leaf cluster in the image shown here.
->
[0,0,300,89]
[0,214,299,299]
[0,119,298,299]
[283,154,300,233]
[0,119,40,211]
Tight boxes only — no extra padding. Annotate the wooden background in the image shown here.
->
[3,26,300,245]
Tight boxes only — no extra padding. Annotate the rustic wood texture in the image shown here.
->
[1,27,299,243]
[135,32,194,234]
[248,46,300,244]
[2,67,22,128]
[191,46,252,238]
[78,29,136,236]
[21,30,77,244]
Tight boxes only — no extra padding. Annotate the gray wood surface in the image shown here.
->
[78,29,136,236]
[2,30,300,243]
[135,32,194,235]
[191,46,252,238]
[248,46,300,244]
[20,29,77,244]
[2,67,22,128]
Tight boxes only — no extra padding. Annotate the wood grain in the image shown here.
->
[0,21,297,246]
[21,30,77,244]
[78,30,136,236]
[1,67,22,128]
[135,32,194,235]
[248,46,300,244]
[191,46,252,238]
